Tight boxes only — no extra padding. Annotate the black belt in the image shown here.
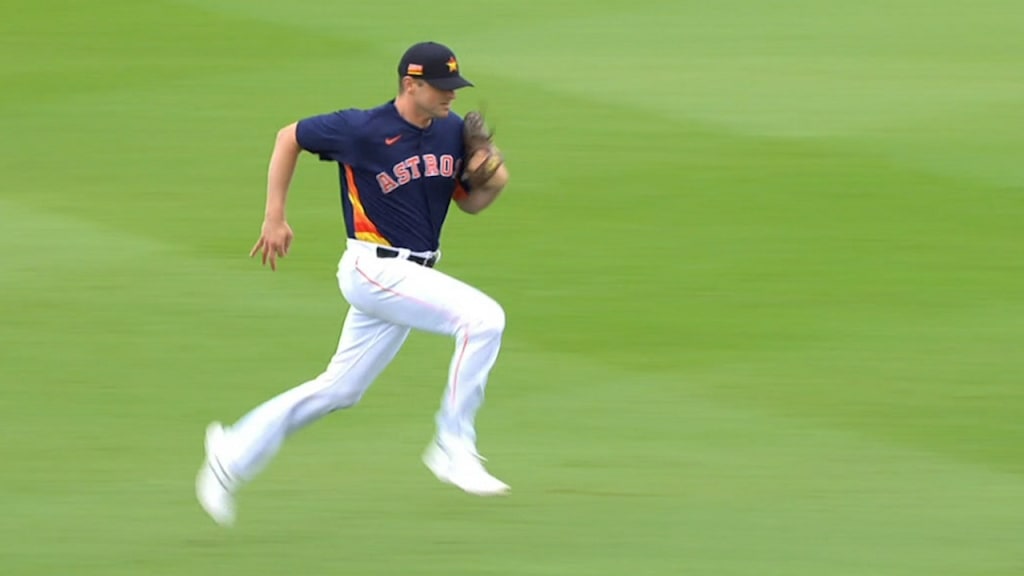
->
[376,246,438,268]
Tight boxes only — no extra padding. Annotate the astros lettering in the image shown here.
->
[376,154,462,194]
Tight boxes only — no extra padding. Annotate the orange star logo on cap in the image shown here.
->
[446,57,458,72]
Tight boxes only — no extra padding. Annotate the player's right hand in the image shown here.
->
[250,218,294,271]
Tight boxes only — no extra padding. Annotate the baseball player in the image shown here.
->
[196,41,511,527]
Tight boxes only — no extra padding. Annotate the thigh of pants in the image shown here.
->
[337,247,505,336]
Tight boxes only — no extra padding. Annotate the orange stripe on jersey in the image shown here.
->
[453,181,469,202]
[345,165,391,246]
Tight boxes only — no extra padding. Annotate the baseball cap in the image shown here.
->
[398,41,474,90]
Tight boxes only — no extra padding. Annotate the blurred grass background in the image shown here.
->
[2,0,1023,574]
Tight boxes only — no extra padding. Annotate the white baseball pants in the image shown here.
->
[219,239,506,483]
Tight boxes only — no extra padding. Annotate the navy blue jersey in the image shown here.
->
[295,100,469,252]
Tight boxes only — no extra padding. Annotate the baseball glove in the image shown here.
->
[461,110,504,189]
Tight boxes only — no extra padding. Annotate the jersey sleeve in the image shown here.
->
[295,109,363,164]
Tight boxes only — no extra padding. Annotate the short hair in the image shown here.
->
[398,76,425,94]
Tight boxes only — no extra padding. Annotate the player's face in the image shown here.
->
[412,80,456,119]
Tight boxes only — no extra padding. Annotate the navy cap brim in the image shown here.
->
[425,75,474,90]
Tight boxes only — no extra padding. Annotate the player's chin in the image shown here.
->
[434,104,452,117]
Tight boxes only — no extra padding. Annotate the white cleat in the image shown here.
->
[196,422,238,527]
[423,439,510,497]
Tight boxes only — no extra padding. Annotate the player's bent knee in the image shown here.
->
[452,300,505,343]
[325,383,366,410]
[331,391,364,410]
[475,300,506,338]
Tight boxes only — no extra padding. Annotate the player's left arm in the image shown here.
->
[454,152,509,214]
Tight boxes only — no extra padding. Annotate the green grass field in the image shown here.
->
[3,0,1024,574]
